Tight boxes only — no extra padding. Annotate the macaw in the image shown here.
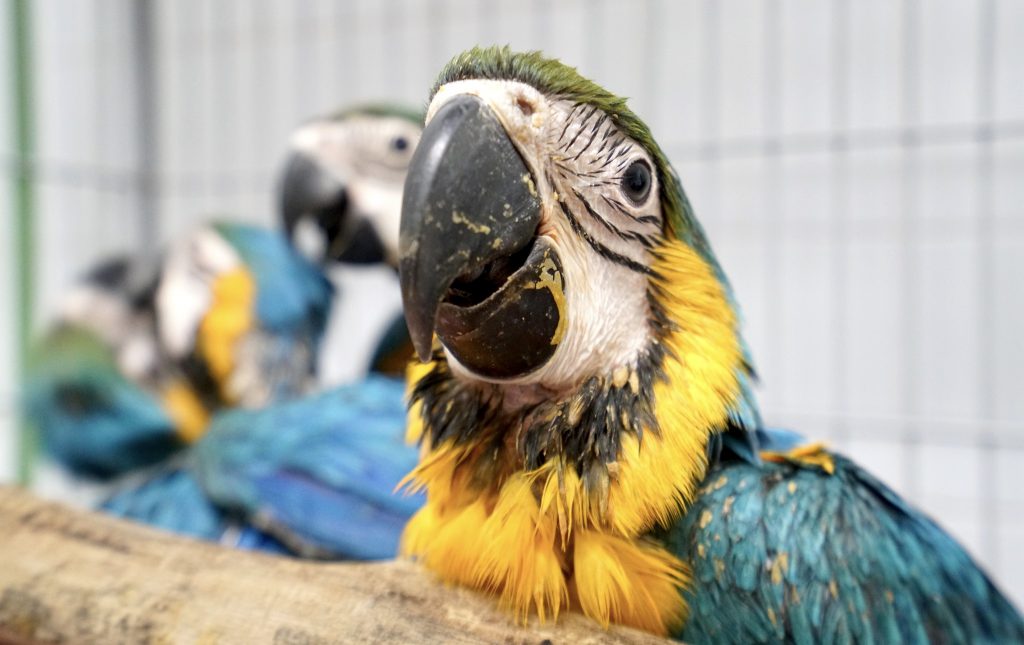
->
[25,255,207,477]
[279,104,423,376]
[101,106,427,558]
[395,47,1024,642]
[156,220,334,410]
[28,220,333,479]
[280,103,423,269]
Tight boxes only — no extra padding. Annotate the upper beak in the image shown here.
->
[280,150,352,262]
[399,94,542,362]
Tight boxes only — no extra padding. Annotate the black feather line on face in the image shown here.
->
[556,195,654,277]
[568,112,608,163]
[572,189,656,250]
[561,104,600,153]
[557,102,585,145]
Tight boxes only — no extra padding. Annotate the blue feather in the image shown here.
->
[214,222,333,341]
[660,428,1024,644]
[26,327,183,478]
[101,465,290,554]
[197,375,423,559]
[103,375,423,560]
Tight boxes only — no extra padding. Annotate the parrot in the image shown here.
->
[279,104,424,377]
[27,220,334,480]
[394,47,1024,643]
[99,106,428,558]
[155,220,333,409]
[280,103,423,269]
[25,255,207,477]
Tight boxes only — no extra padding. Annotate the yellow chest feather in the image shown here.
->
[401,239,746,635]
[401,445,692,634]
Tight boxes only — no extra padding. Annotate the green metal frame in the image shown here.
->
[10,0,36,484]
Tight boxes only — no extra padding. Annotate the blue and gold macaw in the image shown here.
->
[156,220,333,410]
[279,103,423,377]
[280,104,423,270]
[394,47,1024,642]
[28,221,333,479]
[25,255,208,477]
[101,105,426,559]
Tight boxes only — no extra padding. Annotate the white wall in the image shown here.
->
[1,0,1022,606]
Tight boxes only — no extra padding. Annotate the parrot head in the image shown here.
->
[280,104,423,267]
[398,47,760,633]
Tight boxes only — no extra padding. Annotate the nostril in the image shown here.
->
[515,95,535,117]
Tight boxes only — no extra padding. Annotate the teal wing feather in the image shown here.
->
[195,375,424,560]
[659,430,1024,645]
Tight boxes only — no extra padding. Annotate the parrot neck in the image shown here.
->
[401,237,753,635]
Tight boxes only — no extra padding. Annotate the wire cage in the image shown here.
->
[1,0,1022,607]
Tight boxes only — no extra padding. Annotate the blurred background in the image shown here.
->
[0,0,1021,604]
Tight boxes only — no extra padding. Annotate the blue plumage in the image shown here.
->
[198,374,422,559]
[26,326,182,478]
[103,375,423,560]
[662,428,1024,644]
[214,222,334,342]
[101,466,290,553]
[102,466,227,540]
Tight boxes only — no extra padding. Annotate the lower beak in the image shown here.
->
[399,94,565,379]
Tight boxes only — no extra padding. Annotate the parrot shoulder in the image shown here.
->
[657,435,1024,644]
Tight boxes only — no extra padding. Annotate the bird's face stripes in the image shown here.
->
[418,80,663,392]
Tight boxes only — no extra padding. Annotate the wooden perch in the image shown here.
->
[0,487,670,644]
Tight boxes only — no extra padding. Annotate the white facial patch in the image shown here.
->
[429,81,664,393]
[156,226,241,359]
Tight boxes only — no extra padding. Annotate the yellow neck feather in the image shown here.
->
[198,267,255,404]
[401,238,746,635]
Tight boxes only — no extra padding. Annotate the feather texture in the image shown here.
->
[26,327,183,478]
[658,429,1024,644]
[195,378,423,561]
[105,376,423,561]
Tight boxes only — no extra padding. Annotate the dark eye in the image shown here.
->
[391,136,409,152]
[620,160,652,204]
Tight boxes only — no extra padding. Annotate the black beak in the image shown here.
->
[279,150,386,265]
[399,95,565,378]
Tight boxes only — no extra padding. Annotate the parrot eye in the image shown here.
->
[620,160,652,205]
[391,136,410,152]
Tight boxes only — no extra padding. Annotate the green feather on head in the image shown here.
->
[431,46,720,269]
[330,103,425,126]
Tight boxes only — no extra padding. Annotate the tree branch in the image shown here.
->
[0,486,670,644]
